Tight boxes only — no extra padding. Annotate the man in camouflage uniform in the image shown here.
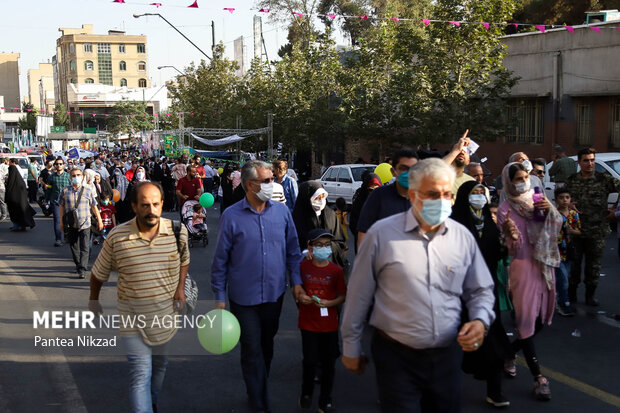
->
[566,148,620,306]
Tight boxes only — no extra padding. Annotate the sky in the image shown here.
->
[1,0,311,104]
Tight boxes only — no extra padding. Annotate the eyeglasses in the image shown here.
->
[418,190,453,200]
[253,177,275,184]
[534,169,545,175]
[311,242,331,248]
[54,162,64,166]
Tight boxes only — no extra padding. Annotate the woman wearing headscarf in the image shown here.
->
[452,180,513,407]
[5,164,36,231]
[348,172,381,252]
[220,163,235,212]
[160,161,176,212]
[292,181,347,267]
[496,162,562,401]
[111,166,131,223]
[93,172,113,201]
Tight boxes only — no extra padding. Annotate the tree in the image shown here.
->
[17,102,38,135]
[513,0,620,25]
[53,103,69,127]
[106,100,153,138]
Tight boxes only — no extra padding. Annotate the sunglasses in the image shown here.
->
[253,177,275,184]
[54,162,64,166]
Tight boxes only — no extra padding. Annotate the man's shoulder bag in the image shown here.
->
[63,187,85,231]
[172,220,198,313]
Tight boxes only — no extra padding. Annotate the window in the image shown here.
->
[138,61,146,71]
[138,78,147,87]
[506,99,544,144]
[69,60,76,71]
[69,43,75,53]
[575,100,593,146]
[85,78,94,84]
[351,166,375,182]
[118,44,126,53]
[137,43,146,53]
[337,168,352,183]
[119,61,127,71]
[120,78,127,87]
[324,167,338,182]
[84,43,92,53]
[84,60,94,71]
[97,43,111,53]
[611,98,620,148]
[70,78,77,84]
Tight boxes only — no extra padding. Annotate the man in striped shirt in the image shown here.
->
[90,181,190,413]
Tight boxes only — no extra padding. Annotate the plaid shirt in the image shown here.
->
[59,185,97,230]
[46,171,71,205]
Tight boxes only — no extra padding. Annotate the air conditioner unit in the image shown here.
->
[586,9,620,24]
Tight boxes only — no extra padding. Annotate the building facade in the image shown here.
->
[27,63,55,114]
[0,53,21,111]
[480,20,620,175]
[53,24,150,109]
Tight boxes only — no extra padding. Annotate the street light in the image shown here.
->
[157,65,185,76]
[133,13,212,61]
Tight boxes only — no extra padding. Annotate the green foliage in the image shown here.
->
[106,100,153,138]
[53,103,69,127]
[18,102,37,134]
[513,0,620,25]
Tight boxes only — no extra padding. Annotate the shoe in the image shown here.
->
[486,394,510,407]
[503,359,517,378]
[78,273,85,279]
[534,376,551,401]
[93,239,100,245]
[54,240,63,247]
[299,395,312,410]
[585,287,599,307]
[557,304,576,317]
[318,403,336,413]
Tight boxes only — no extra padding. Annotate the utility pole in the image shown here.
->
[211,21,216,56]
[236,115,241,162]
[267,112,273,159]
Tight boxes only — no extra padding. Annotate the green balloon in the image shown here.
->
[199,192,215,208]
[197,309,240,354]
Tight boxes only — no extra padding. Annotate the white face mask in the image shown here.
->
[514,179,531,194]
[468,194,487,210]
[521,159,533,173]
[255,182,274,202]
[136,172,145,180]
[311,198,326,213]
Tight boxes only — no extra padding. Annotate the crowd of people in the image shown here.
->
[1,137,619,413]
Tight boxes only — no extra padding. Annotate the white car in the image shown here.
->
[318,164,377,204]
[544,153,620,208]
[0,153,29,181]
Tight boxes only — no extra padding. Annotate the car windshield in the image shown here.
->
[351,166,376,182]
[605,160,620,175]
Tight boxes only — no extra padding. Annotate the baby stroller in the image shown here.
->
[181,200,209,247]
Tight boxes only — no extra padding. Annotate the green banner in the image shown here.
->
[50,126,65,133]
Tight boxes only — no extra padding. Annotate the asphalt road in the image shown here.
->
[0,203,619,413]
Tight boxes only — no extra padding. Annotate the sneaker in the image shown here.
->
[299,395,312,410]
[78,273,85,279]
[54,240,63,247]
[486,394,510,407]
[503,359,517,378]
[557,304,576,317]
[318,403,336,413]
[534,376,551,401]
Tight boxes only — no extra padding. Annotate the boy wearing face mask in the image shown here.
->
[297,228,346,413]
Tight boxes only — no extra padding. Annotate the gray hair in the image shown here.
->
[408,158,456,191]
[508,152,526,163]
[241,160,273,191]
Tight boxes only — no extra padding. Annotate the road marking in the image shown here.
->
[0,256,88,413]
[517,358,620,408]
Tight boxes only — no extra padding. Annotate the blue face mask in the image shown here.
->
[417,196,452,227]
[312,246,332,261]
[71,177,81,185]
[397,171,409,188]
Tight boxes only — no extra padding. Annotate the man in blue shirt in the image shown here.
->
[211,160,304,413]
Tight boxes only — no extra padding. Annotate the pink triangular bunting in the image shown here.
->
[188,1,198,8]
[535,25,546,33]
[421,19,430,26]
[565,25,574,33]
[449,21,461,27]
[590,27,601,33]
[478,22,490,30]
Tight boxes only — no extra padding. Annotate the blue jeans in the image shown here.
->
[556,261,571,305]
[229,294,284,412]
[52,203,62,242]
[123,334,169,413]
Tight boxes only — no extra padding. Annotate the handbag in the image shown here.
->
[63,187,85,230]
[172,220,198,313]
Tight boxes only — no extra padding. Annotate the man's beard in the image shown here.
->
[454,159,465,168]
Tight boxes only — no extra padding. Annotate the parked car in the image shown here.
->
[27,153,46,172]
[0,153,29,181]
[544,153,620,208]
[318,164,377,204]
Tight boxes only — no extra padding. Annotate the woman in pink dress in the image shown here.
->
[497,162,562,401]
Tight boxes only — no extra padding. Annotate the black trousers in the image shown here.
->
[67,227,91,276]
[301,330,340,407]
[371,331,462,413]
[229,295,284,412]
[203,178,214,194]
[27,181,38,203]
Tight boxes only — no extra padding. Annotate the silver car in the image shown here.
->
[318,164,377,204]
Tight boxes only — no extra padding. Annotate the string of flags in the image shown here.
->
[1,107,209,118]
[109,0,620,34]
